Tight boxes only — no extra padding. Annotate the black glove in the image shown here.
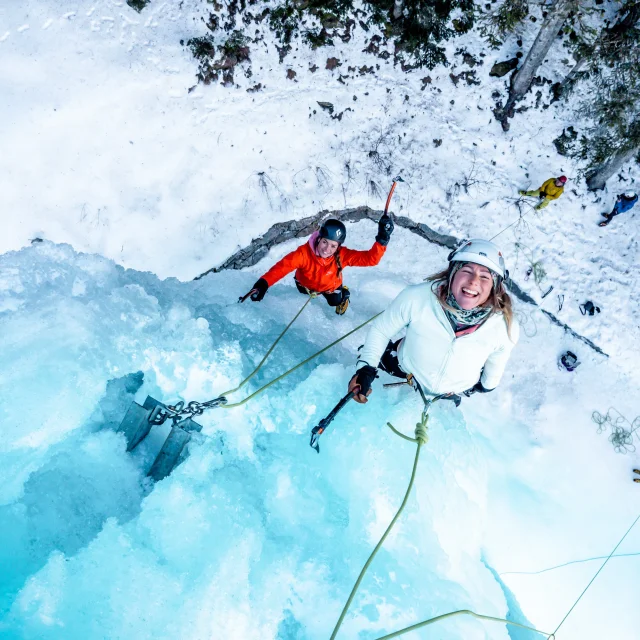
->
[250,278,269,302]
[354,365,378,396]
[462,381,493,397]
[376,214,394,246]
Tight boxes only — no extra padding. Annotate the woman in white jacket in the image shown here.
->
[348,239,519,403]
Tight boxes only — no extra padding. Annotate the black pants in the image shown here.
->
[296,281,350,307]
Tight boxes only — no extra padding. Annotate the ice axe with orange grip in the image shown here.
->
[384,175,404,216]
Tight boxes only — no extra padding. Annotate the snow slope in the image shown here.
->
[2,0,639,373]
[1,1,640,638]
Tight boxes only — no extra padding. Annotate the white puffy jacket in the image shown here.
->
[357,283,519,394]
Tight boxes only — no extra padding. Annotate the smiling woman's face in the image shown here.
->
[450,262,493,309]
[317,237,339,258]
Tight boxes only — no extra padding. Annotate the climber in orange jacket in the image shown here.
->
[247,216,394,315]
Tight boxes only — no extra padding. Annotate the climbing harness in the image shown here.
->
[309,391,355,452]
[329,393,555,639]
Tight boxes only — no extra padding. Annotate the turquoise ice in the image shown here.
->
[0,242,535,639]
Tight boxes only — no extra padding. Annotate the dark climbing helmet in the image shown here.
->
[319,219,347,244]
[559,350,580,372]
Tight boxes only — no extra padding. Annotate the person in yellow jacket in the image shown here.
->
[519,175,567,210]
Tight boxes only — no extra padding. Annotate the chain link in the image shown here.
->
[150,396,228,426]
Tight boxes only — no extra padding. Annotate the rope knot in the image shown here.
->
[414,422,429,445]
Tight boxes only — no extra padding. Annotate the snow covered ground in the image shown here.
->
[1,1,639,639]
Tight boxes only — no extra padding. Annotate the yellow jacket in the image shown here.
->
[539,178,564,200]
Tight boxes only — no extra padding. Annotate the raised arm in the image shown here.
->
[340,241,386,268]
[340,214,394,268]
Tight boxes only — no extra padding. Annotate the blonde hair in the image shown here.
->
[426,267,515,339]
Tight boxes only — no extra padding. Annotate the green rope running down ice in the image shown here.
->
[220,294,315,398]
[375,610,554,639]
[220,311,382,409]
[329,417,430,640]
[330,410,555,640]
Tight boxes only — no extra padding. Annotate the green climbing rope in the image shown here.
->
[375,610,554,639]
[330,413,430,640]
[330,406,554,640]
[220,294,315,398]
[220,311,381,409]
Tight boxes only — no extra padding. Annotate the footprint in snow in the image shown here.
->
[17,24,30,33]
[0,32,9,42]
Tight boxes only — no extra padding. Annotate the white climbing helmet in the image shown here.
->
[623,191,636,199]
[448,238,508,279]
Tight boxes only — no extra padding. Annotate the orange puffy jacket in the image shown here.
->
[261,234,386,293]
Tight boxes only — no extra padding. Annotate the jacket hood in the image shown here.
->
[308,230,320,256]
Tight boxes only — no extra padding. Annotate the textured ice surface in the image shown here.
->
[0,242,530,639]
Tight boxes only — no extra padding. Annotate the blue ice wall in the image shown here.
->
[0,242,519,639]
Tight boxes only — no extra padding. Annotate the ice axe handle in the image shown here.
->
[238,289,257,303]
[384,175,403,216]
[309,391,355,453]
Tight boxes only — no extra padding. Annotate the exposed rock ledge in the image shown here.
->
[195,206,608,358]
